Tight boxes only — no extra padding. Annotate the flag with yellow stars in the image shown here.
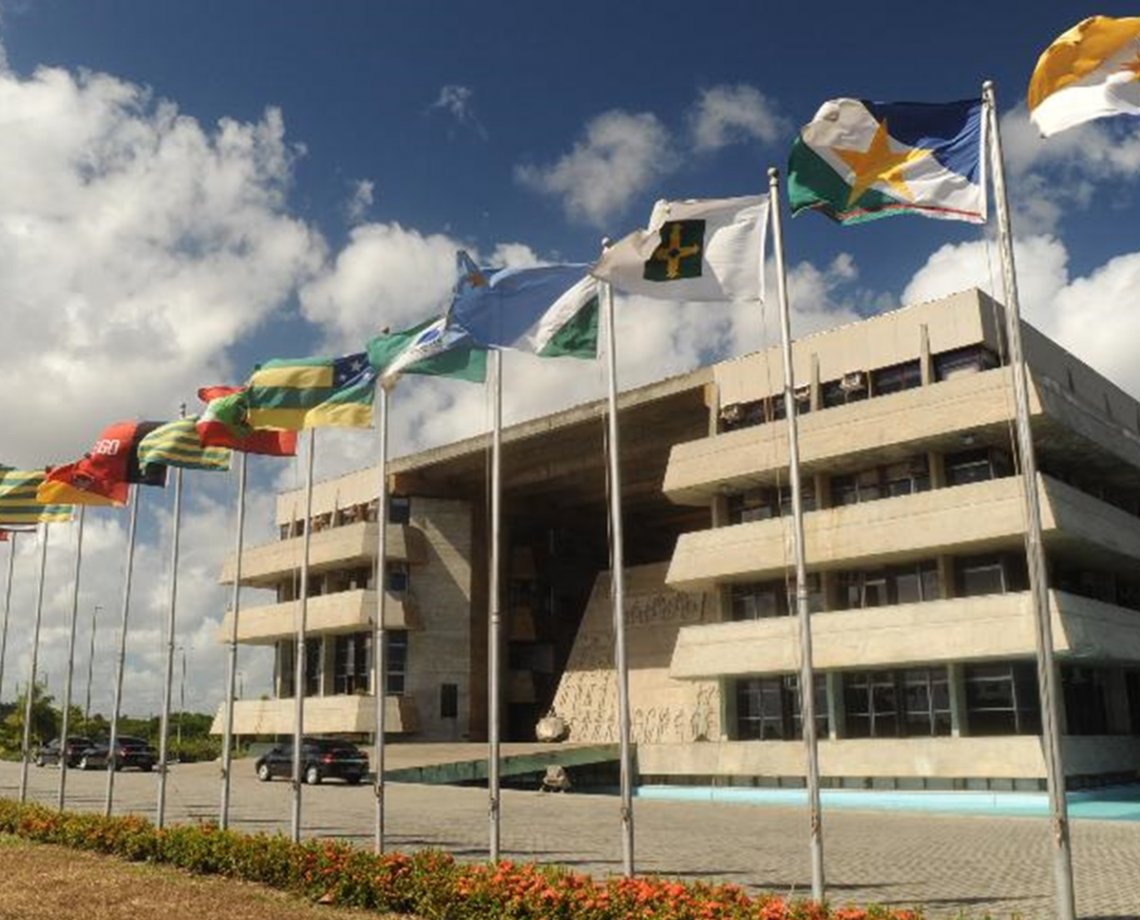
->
[1029,15,1140,138]
[592,194,768,302]
[788,98,985,225]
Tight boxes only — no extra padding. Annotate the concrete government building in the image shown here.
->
[214,288,1140,790]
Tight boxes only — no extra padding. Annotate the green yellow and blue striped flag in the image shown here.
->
[0,467,74,525]
[247,352,378,430]
[136,418,232,472]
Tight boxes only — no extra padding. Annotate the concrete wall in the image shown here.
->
[551,563,722,744]
[212,694,417,736]
[218,590,418,645]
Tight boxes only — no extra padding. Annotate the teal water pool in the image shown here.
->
[635,784,1140,821]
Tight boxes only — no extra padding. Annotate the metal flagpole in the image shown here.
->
[601,273,635,876]
[156,417,186,828]
[768,168,825,900]
[106,487,141,816]
[291,428,317,843]
[219,450,248,829]
[18,524,51,803]
[57,506,87,810]
[376,385,394,852]
[488,349,503,862]
[983,80,1075,920]
[0,532,16,702]
[84,605,100,731]
[373,385,390,854]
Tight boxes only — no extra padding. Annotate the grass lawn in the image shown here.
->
[0,834,411,920]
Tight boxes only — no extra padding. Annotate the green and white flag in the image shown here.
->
[137,417,232,472]
[592,194,768,302]
[368,316,488,388]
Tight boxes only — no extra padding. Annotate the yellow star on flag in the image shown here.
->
[833,119,933,208]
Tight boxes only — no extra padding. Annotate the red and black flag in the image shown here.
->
[38,421,169,507]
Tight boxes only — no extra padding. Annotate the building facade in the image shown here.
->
[216,288,1140,788]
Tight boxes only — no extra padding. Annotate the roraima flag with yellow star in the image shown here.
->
[592,194,768,302]
[788,98,986,225]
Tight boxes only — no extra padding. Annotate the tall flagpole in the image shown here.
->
[769,168,825,900]
[601,271,635,877]
[291,428,317,844]
[983,80,1075,920]
[57,506,87,810]
[373,385,390,854]
[219,450,248,829]
[106,488,141,816]
[0,532,17,702]
[18,523,51,803]
[157,413,186,828]
[487,349,504,861]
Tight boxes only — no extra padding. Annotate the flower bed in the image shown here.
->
[0,799,921,920]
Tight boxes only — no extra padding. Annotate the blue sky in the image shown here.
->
[2,1,1139,715]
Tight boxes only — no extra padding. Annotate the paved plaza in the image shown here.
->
[3,757,1140,919]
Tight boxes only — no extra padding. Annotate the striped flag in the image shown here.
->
[137,417,232,472]
[197,386,297,456]
[247,352,378,430]
[0,468,74,525]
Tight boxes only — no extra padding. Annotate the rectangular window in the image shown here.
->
[934,345,1000,381]
[440,682,459,719]
[872,360,922,396]
[727,489,778,524]
[386,562,409,593]
[884,457,931,496]
[385,630,408,695]
[333,632,371,695]
[902,667,952,736]
[304,637,322,697]
[730,581,786,620]
[1062,666,1110,735]
[955,554,1027,597]
[964,661,1040,735]
[734,675,827,740]
[843,671,898,738]
[388,496,411,524]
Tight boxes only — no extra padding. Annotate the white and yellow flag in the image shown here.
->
[1029,15,1140,137]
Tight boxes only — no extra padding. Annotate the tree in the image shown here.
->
[1,681,59,753]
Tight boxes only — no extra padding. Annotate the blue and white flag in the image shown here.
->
[449,255,599,359]
[788,98,987,224]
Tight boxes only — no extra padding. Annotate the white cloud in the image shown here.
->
[689,84,787,152]
[0,61,326,469]
[428,84,487,139]
[515,110,672,228]
[902,232,1140,398]
[345,178,375,224]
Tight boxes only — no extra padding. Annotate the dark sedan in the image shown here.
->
[255,737,368,785]
[76,735,157,772]
[34,736,93,768]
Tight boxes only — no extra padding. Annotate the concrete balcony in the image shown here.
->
[210,693,418,736]
[638,735,1140,780]
[664,369,1022,504]
[216,589,419,646]
[666,475,1140,591]
[669,589,1140,680]
[220,522,424,588]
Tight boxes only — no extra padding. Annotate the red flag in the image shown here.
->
[38,421,168,506]
[197,385,297,457]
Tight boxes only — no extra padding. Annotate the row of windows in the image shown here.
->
[277,562,410,603]
[278,630,408,698]
[725,447,1013,526]
[279,496,411,539]
[729,553,1029,621]
[719,346,1000,433]
[733,663,1129,741]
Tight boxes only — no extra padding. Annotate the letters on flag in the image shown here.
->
[592,195,768,302]
[37,421,168,507]
[1029,15,1140,137]
[197,386,298,456]
[137,417,232,472]
[368,316,488,388]
[247,353,378,430]
[0,468,74,524]
[787,98,986,224]
[449,255,599,358]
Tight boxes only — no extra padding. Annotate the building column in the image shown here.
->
[919,323,933,385]
[948,663,968,737]
[320,635,334,697]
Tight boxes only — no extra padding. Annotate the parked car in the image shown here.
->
[34,736,93,768]
[76,735,157,772]
[255,737,368,785]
